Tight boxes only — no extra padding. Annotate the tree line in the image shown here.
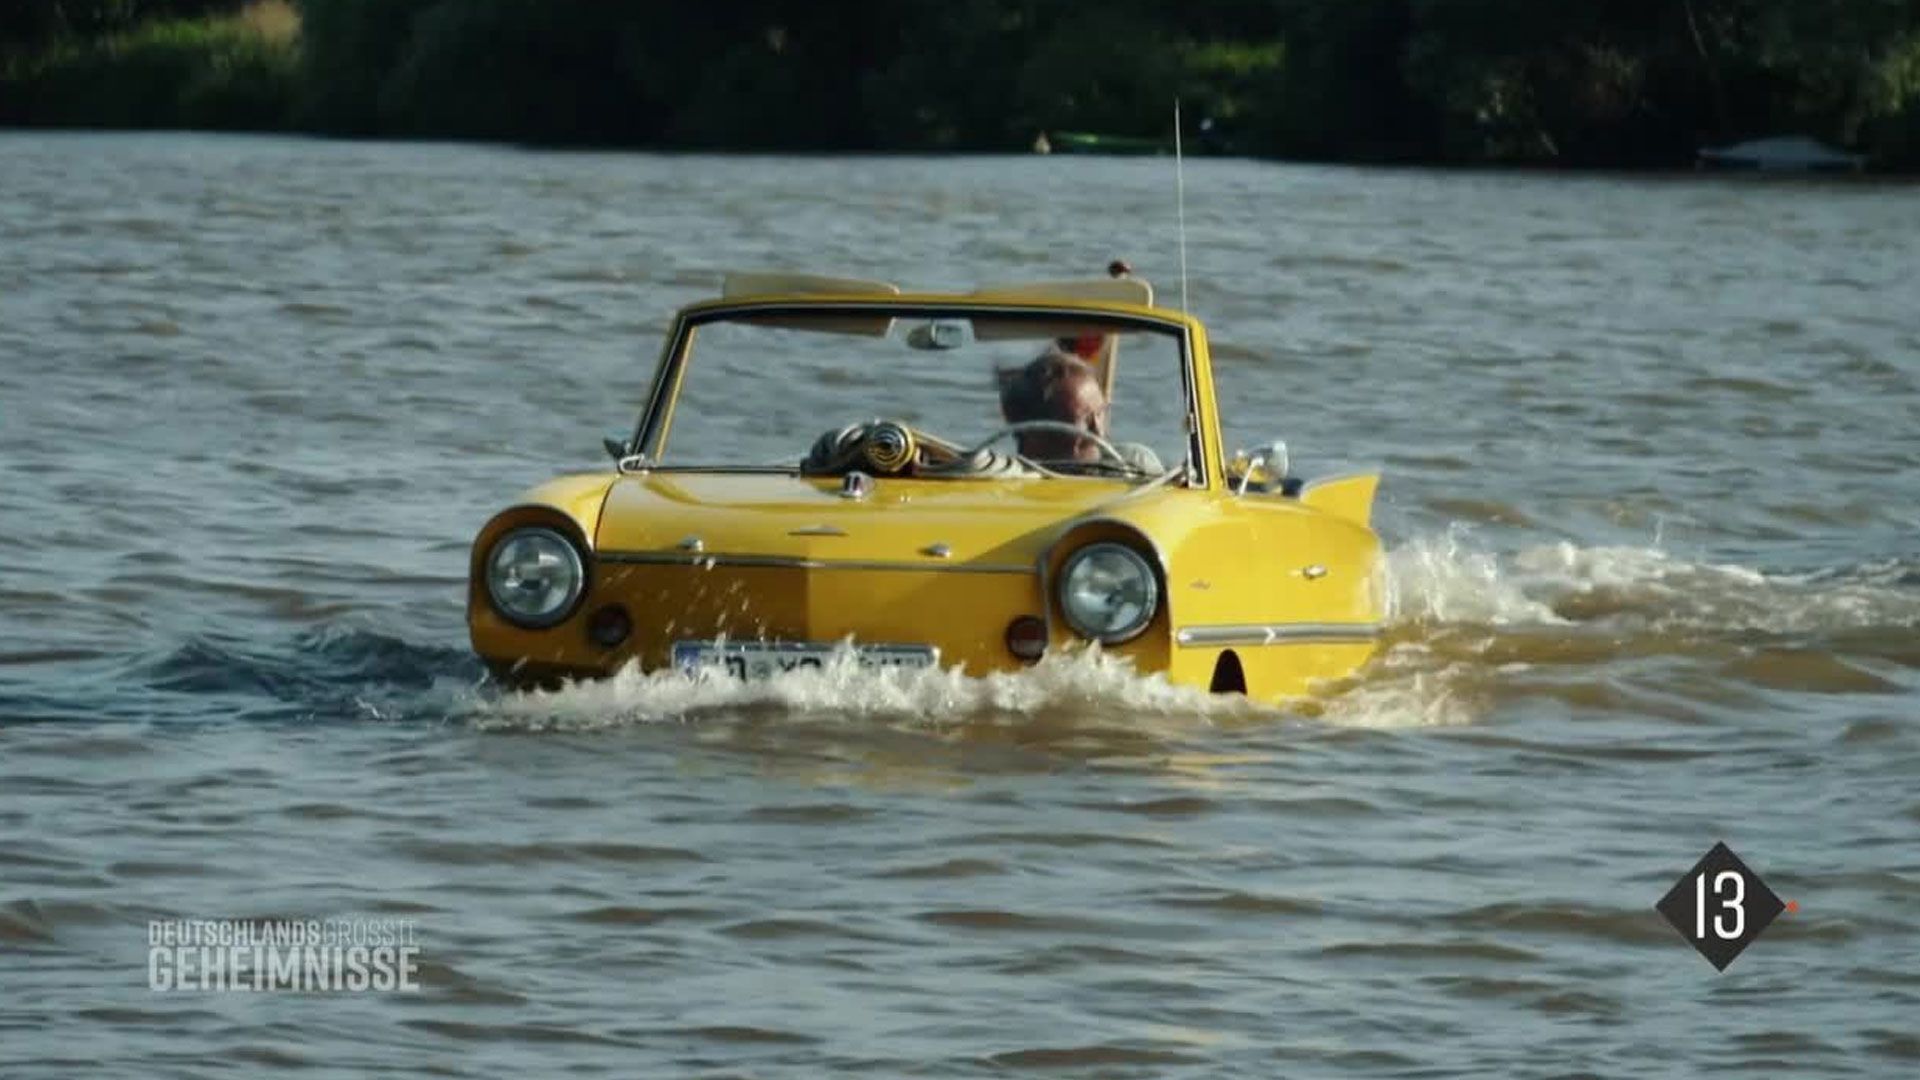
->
[4,0,1918,168]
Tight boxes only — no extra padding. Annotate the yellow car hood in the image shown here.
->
[595,471,1142,567]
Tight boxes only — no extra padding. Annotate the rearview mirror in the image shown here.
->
[906,321,967,350]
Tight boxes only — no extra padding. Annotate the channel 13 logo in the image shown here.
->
[1655,842,1793,971]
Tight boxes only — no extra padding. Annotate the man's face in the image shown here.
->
[1014,377,1107,462]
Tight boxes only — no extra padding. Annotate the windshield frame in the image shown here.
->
[629,299,1218,488]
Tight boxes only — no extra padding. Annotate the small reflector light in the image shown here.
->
[587,605,632,649]
[1005,616,1047,662]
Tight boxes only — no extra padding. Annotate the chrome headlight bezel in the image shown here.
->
[484,526,587,629]
[1057,541,1159,644]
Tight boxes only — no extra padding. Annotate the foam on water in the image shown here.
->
[1387,528,1920,636]
[473,535,1915,734]
[473,646,1262,733]
[72,535,1902,734]
[7,140,1918,1076]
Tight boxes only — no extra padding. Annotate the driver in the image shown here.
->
[995,347,1110,463]
[995,347,1167,473]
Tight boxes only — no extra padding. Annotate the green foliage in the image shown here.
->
[3,9,295,129]
[2,1,249,58]
[1266,0,1432,160]
[665,11,885,150]
[858,0,1035,149]
[7,0,1920,168]
[377,0,637,142]
[1856,30,1920,164]
[1013,10,1181,137]
[292,0,434,134]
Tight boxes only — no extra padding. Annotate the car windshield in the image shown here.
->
[648,309,1194,479]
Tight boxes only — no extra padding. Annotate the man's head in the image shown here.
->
[996,348,1109,462]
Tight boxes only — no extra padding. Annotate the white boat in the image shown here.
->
[1697,135,1864,172]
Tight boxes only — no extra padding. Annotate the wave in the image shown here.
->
[1295,532,1920,727]
[473,646,1257,734]
[129,625,483,723]
[13,535,1907,732]
[1387,527,1920,637]
[479,536,1916,733]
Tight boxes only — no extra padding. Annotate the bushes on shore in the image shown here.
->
[3,0,1919,169]
[2,1,298,130]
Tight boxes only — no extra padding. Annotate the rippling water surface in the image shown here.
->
[3,133,1918,1077]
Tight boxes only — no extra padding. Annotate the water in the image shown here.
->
[2,132,1918,1076]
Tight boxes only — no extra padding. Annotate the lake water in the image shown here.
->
[2,132,1917,1077]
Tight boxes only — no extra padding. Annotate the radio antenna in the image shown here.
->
[1173,98,1190,314]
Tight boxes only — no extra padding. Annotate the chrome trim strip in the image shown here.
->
[598,550,1033,574]
[681,297,1197,332]
[1175,622,1383,647]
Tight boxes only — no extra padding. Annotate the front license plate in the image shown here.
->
[672,641,938,680]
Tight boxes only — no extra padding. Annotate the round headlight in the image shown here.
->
[485,527,585,628]
[1057,542,1158,643]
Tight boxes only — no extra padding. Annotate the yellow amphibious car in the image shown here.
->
[469,272,1383,702]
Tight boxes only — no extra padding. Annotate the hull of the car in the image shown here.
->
[469,470,1385,702]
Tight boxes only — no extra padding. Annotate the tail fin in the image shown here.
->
[1298,474,1378,528]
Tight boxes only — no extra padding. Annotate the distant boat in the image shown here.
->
[1697,135,1865,172]
[1047,131,1170,156]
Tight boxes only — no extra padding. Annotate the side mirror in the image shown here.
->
[603,435,629,460]
[1229,439,1290,495]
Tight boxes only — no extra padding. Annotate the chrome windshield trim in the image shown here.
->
[632,302,1207,487]
[598,551,1034,575]
[1175,622,1383,647]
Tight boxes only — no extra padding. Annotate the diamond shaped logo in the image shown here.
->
[1655,842,1786,971]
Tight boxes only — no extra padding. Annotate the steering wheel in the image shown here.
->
[963,420,1134,471]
